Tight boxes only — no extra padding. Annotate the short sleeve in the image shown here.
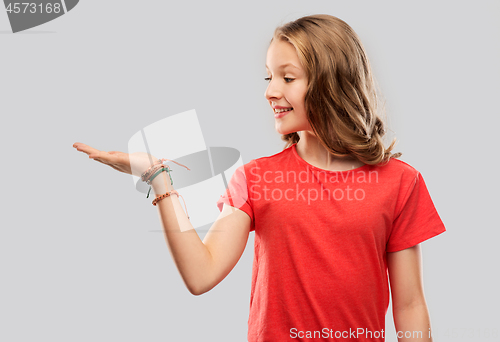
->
[216,164,255,232]
[387,172,446,252]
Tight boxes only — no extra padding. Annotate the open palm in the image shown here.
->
[73,142,158,177]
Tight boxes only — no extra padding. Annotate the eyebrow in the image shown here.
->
[265,63,300,70]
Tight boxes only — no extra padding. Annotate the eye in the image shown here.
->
[264,77,295,83]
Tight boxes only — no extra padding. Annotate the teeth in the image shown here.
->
[275,108,293,113]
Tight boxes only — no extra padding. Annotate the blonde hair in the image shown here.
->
[271,14,402,165]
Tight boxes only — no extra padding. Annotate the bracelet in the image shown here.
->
[140,157,191,220]
[152,190,190,220]
[152,189,177,206]
[146,166,170,185]
[143,165,163,183]
[145,167,174,198]
[141,159,164,182]
[141,158,191,183]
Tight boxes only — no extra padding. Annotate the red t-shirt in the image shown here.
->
[216,143,446,341]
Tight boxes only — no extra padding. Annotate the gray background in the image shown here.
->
[1,1,499,341]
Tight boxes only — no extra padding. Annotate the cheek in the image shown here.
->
[293,87,307,107]
[289,91,304,107]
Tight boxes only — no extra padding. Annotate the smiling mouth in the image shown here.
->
[274,107,293,113]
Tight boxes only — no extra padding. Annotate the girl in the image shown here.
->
[73,14,445,342]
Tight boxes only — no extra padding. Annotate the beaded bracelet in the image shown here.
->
[152,189,177,205]
[152,189,190,220]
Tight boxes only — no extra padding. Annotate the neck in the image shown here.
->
[295,130,363,171]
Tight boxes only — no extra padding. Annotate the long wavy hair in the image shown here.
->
[271,14,402,165]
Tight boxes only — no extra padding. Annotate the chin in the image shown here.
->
[275,124,294,135]
[276,128,294,135]
[276,126,300,136]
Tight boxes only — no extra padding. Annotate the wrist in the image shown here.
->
[141,160,163,182]
[151,171,174,195]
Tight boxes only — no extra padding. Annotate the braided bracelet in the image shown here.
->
[143,165,163,183]
[141,158,191,182]
[145,167,174,198]
[142,161,167,182]
[141,159,164,182]
[152,190,190,220]
[145,167,165,198]
[140,158,191,219]
[146,166,171,185]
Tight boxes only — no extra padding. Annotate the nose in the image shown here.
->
[265,79,282,102]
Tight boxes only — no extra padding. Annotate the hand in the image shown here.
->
[73,142,159,178]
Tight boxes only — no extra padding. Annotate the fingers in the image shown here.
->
[73,142,92,150]
[74,143,127,164]
[74,143,131,174]
[73,143,117,162]
[73,142,101,157]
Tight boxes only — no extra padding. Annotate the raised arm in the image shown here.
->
[387,244,433,342]
[73,142,252,296]
[152,170,251,295]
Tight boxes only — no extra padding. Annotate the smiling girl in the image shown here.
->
[74,14,445,342]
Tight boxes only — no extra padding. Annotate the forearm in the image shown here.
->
[393,302,433,342]
[151,172,214,296]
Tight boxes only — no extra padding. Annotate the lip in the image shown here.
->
[274,108,293,119]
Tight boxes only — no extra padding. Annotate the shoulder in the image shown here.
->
[368,157,421,188]
[376,157,420,177]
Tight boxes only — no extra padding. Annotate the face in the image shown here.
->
[265,39,312,135]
